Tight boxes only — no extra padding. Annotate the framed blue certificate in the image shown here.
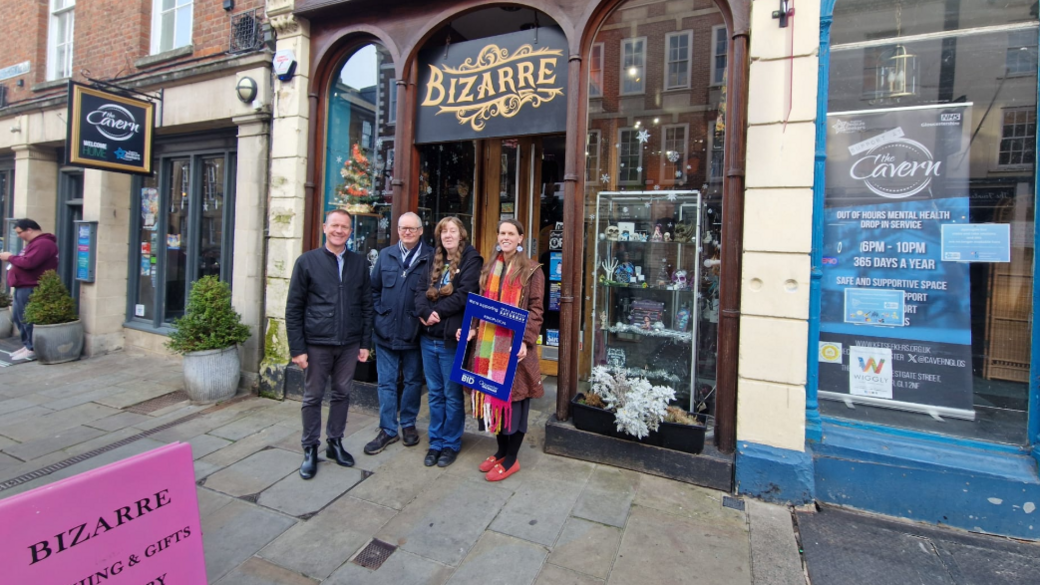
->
[450,293,530,401]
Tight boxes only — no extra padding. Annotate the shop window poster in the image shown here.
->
[141,187,158,228]
[820,104,975,418]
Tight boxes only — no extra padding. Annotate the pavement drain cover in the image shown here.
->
[352,539,397,570]
[127,391,190,414]
[722,496,746,511]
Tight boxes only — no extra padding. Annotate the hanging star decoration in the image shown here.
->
[637,129,650,143]
[336,156,343,163]
[666,192,678,202]
[676,171,683,178]
[379,216,390,230]
[636,166,642,172]
[644,201,652,208]
[601,173,610,183]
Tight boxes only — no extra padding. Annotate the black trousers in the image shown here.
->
[301,343,360,448]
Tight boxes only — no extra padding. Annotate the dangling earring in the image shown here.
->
[495,244,502,252]
[517,245,524,253]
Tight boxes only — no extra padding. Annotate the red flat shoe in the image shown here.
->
[485,461,520,482]
[479,456,503,473]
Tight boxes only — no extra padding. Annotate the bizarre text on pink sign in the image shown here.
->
[0,442,206,585]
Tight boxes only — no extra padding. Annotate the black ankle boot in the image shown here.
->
[300,445,319,480]
[326,438,355,467]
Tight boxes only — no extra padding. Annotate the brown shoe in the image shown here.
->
[402,426,420,447]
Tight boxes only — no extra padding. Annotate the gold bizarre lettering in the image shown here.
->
[420,43,565,131]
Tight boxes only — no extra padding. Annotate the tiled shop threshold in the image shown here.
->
[0,395,249,493]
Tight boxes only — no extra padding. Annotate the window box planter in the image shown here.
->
[571,393,706,454]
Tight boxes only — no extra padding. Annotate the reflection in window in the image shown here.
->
[586,130,601,183]
[666,31,692,90]
[661,125,687,186]
[712,26,727,86]
[590,43,604,97]
[999,108,1036,167]
[324,43,395,254]
[618,128,642,184]
[165,159,190,323]
[418,142,476,248]
[1006,29,1038,76]
[621,38,646,95]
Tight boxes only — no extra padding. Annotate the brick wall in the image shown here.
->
[0,0,265,110]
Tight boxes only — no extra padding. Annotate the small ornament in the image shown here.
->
[637,129,650,143]
[666,192,678,202]
[601,173,610,183]
[675,303,692,332]
[367,249,379,268]
[668,151,681,163]
[664,232,671,242]
[651,224,664,242]
[605,225,620,241]
[615,262,635,283]
[672,269,688,289]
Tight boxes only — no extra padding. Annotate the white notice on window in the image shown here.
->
[849,346,893,399]
[135,304,146,317]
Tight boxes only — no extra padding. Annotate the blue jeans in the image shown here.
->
[12,287,33,351]
[375,343,424,437]
[421,336,465,452]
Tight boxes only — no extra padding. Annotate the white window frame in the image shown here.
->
[151,0,194,55]
[710,25,727,87]
[388,79,398,124]
[996,106,1036,169]
[617,127,643,185]
[620,37,647,96]
[586,130,602,183]
[589,42,604,98]
[659,123,689,186]
[1006,29,1038,77]
[47,0,75,81]
[664,31,693,91]
[707,120,725,182]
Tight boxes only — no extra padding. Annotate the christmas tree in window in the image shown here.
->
[333,143,380,213]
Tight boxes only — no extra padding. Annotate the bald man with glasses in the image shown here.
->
[365,212,434,455]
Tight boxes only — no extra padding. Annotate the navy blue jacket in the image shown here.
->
[414,244,484,350]
[371,242,434,350]
[285,246,373,356]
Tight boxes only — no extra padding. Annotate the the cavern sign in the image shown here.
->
[416,27,568,143]
[67,83,154,175]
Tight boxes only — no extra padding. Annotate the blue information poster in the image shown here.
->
[941,224,1011,263]
[450,293,529,402]
[820,104,975,417]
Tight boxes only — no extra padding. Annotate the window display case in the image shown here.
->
[592,190,704,411]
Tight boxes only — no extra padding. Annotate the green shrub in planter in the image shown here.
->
[166,276,250,354]
[23,270,77,325]
[0,290,11,309]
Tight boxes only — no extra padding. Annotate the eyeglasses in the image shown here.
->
[399,227,422,233]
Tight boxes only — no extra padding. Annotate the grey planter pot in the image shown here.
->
[32,320,84,365]
[0,307,12,338]
[183,345,241,404]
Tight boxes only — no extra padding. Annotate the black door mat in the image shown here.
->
[797,505,1040,585]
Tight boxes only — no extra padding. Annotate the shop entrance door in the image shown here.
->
[478,134,566,376]
[56,167,84,308]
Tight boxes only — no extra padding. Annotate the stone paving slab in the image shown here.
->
[377,473,513,566]
[536,563,607,585]
[258,462,364,517]
[546,517,623,580]
[0,398,37,417]
[324,548,454,585]
[259,495,397,580]
[0,451,21,473]
[203,448,301,498]
[188,433,234,460]
[201,498,298,583]
[571,467,641,528]
[0,402,120,442]
[1,424,107,461]
[448,530,548,585]
[195,459,225,481]
[213,557,319,585]
[197,486,238,519]
[0,406,54,431]
[45,387,122,411]
[348,443,449,510]
[490,476,586,547]
[340,418,404,472]
[609,504,751,585]
[747,500,804,585]
[95,384,184,410]
[633,474,748,532]
[85,411,154,432]
[199,424,298,469]
[147,401,270,442]
[210,406,293,441]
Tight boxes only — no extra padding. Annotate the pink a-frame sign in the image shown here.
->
[0,443,206,585]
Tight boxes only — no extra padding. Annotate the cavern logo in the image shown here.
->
[421,43,563,132]
[85,104,141,142]
[849,135,941,199]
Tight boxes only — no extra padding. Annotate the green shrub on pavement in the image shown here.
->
[23,270,77,325]
[166,275,251,353]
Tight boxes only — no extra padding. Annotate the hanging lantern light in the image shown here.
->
[876,45,917,99]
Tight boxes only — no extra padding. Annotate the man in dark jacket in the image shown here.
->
[0,219,59,362]
[285,209,374,480]
[364,212,433,455]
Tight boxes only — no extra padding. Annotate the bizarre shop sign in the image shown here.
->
[67,83,154,175]
[416,27,567,143]
[451,293,529,401]
[0,443,206,584]
[819,104,976,418]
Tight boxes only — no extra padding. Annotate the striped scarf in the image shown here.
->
[471,253,524,433]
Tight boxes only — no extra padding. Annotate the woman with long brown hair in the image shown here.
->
[464,219,545,481]
[414,216,483,467]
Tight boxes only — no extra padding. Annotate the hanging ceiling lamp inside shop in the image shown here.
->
[876,44,917,99]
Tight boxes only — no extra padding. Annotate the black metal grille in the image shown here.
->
[352,539,397,570]
[126,390,189,414]
[722,495,746,511]
[229,9,263,54]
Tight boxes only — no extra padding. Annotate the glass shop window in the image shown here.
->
[822,1,1038,444]
[324,42,396,258]
[129,152,236,327]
